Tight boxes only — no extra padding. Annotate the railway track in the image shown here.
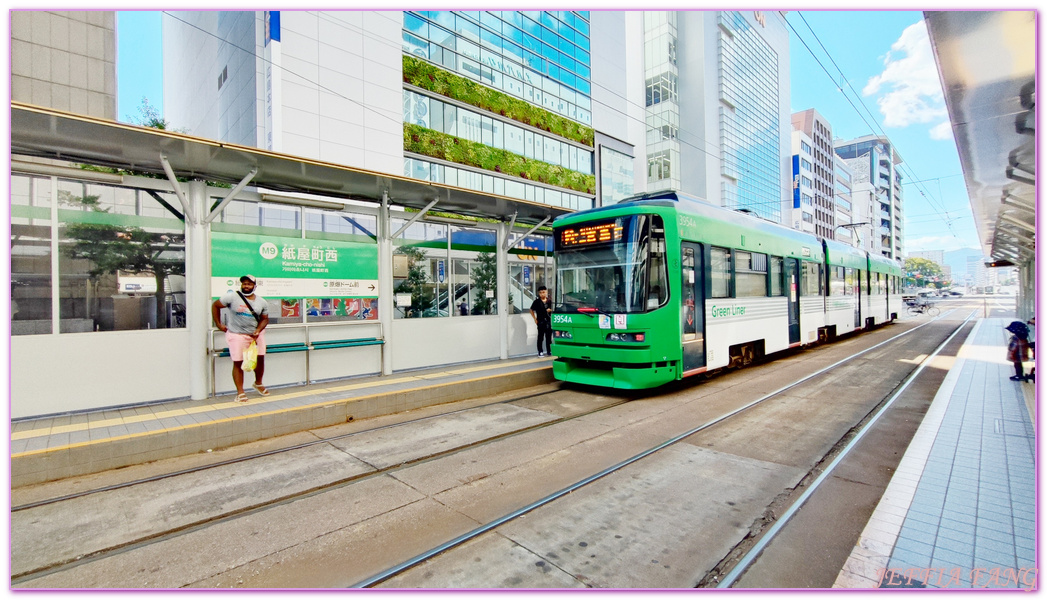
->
[358,312,974,588]
[12,311,969,588]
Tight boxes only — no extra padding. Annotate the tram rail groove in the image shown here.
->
[12,316,951,587]
[713,310,975,588]
[350,317,954,588]
[11,390,634,584]
[12,387,565,512]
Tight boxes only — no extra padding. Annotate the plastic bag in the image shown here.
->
[242,340,258,371]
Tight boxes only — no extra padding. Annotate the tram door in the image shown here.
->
[785,258,800,344]
[681,243,706,372]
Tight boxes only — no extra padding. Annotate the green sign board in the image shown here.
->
[211,232,378,299]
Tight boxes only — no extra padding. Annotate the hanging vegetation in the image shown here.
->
[404,123,596,195]
[403,55,595,147]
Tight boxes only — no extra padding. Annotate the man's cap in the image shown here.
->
[240,274,257,283]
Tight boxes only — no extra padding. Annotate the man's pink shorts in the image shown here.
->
[225,331,266,361]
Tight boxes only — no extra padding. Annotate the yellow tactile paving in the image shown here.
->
[11,366,548,459]
[11,360,550,442]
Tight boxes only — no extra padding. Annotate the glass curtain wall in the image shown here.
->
[718,11,782,222]
[643,11,680,192]
[10,174,188,335]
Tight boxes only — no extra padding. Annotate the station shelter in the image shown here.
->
[10,103,571,419]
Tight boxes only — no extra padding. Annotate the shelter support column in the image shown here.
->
[185,180,211,400]
[497,222,509,359]
[378,192,394,375]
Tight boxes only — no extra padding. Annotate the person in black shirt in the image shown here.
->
[530,285,552,356]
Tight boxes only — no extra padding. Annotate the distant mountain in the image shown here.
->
[943,247,985,282]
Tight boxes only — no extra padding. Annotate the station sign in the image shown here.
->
[211,232,378,299]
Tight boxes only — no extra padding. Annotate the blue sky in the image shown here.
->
[116,10,981,254]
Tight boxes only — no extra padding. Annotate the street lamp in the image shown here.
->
[834,222,869,247]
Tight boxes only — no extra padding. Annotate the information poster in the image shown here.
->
[211,232,379,301]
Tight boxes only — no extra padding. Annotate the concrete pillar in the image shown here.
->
[497,221,509,359]
[378,193,394,375]
[185,180,211,400]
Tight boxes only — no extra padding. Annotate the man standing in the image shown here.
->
[212,275,270,402]
[530,285,552,356]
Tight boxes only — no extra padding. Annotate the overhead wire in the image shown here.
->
[162,10,960,234]
[790,11,961,236]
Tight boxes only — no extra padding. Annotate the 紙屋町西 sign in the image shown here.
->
[210,232,378,299]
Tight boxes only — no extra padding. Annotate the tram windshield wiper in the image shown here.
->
[576,306,614,317]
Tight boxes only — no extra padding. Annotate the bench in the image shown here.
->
[211,337,384,395]
[213,342,309,357]
[310,337,384,350]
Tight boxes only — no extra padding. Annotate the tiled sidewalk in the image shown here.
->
[835,318,1037,589]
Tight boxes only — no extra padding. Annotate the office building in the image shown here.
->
[643,11,791,223]
[833,155,858,246]
[790,109,836,239]
[835,134,905,259]
[11,10,117,119]
[163,10,640,212]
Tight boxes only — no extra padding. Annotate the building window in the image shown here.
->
[404,10,593,125]
[648,149,672,183]
[600,146,634,205]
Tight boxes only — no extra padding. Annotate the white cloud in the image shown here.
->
[929,121,953,140]
[864,21,950,137]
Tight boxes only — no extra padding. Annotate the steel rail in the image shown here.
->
[12,387,562,512]
[351,317,947,588]
[715,310,976,588]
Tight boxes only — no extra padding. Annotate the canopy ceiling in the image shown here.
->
[10,102,571,226]
[924,11,1036,264]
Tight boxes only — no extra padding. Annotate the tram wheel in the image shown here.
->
[741,343,756,366]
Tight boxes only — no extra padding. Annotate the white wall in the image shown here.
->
[590,12,631,143]
[278,11,403,173]
[11,329,192,419]
[164,11,257,142]
[391,316,501,371]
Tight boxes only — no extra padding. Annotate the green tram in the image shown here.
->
[550,191,904,389]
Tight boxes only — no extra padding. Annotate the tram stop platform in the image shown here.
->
[11,355,554,488]
[835,317,1037,589]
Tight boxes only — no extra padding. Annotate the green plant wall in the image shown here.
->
[403,55,595,147]
[404,123,596,195]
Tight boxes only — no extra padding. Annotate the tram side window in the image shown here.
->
[710,246,731,298]
[829,266,846,296]
[844,268,856,295]
[803,262,823,296]
[735,251,768,297]
[647,225,668,310]
[770,256,784,296]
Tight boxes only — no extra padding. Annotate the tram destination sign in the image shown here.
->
[559,221,623,248]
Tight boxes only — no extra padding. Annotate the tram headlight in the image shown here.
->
[553,330,572,339]
[606,333,646,342]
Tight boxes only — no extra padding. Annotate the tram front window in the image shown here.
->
[554,214,667,314]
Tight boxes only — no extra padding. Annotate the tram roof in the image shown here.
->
[10,102,570,226]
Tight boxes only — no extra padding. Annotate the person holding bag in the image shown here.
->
[212,275,271,402]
